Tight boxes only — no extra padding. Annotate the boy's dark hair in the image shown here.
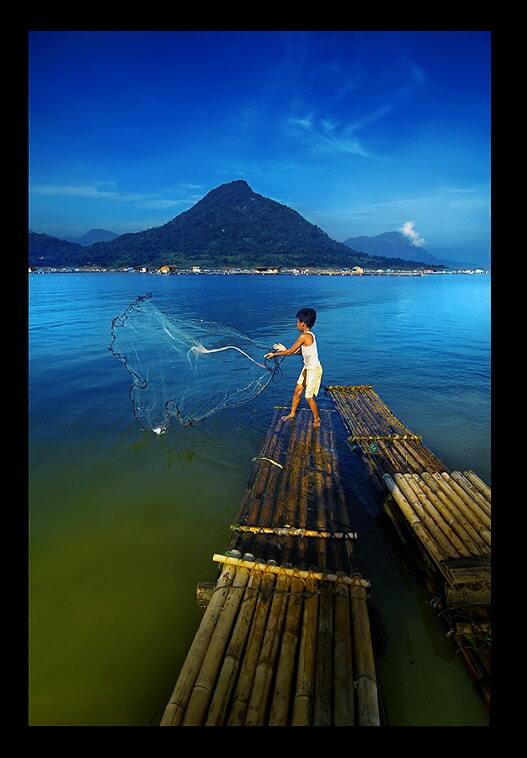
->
[296,307,317,328]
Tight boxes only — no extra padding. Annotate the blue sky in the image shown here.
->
[29,30,490,263]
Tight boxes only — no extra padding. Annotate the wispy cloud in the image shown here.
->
[400,220,426,247]
[287,115,371,157]
[30,182,202,209]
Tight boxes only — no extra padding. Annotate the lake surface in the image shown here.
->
[29,272,491,726]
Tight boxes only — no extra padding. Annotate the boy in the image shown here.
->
[265,307,323,428]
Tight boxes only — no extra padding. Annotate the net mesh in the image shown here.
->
[109,293,282,432]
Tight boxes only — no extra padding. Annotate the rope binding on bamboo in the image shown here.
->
[349,433,422,443]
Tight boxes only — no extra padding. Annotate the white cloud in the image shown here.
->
[400,220,426,247]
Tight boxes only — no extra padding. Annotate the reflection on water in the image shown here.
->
[29,273,490,725]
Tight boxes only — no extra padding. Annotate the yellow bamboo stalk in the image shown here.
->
[212,554,370,585]
[227,570,277,725]
[268,576,305,725]
[450,472,491,520]
[333,577,355,725]
[411,474,482,555]
[183,564,251,725]
[402,474,470,557]
[205,567,262,725]
[463,470,492,503]
[292,577,320,725]
[313,581,334,725]
[421,473,487,554]
[160,562,236,726]
[383,475,448,565]
[441,473,491,528]
[432,474,491,548]
[394,473,460,558]
[350,583,380,726]
[245,573,292,725]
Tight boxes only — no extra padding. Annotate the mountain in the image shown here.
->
[30,181,444,270]
[343,231,480,269]
[343,231,441,265]
[63,228,119,246]
[29,233,89,267]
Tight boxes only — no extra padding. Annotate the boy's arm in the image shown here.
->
[265,335,306,359]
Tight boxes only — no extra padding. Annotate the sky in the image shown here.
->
[29,30,491,264]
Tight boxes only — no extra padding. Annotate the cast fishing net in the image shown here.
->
[109,293,283,433]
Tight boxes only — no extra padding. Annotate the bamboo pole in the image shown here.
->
[205,567,262,725]
[383,475,448,565]
[296,416,314,567]
[320,421,340,572]
[160,562,236,726]
[432,473,491,548]
[238,409,281,514]
[441,473,491,529]
[402,474,471,557]
[272,411,307,527]
[350,583,380,726]
[183,564,251,725]
[268,576,305,725]
[450,472,491,519]
[421,472,488,554]
[329,422,355,568]
[333,577,355,725]
[393,473,460,558]
[464,470,492,503]
[245,573,292,725]
[227,570,277,725]
[212,554,370,585]
[311,418,329,570]
[292,577,320,725]
[313,581,334,726]
[411,474,482,555]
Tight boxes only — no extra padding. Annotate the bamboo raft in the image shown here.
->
[326,385,491,710]
[160,408,381,726]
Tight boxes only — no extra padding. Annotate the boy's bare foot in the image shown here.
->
[281,414,295,422]
[313,418,321,428]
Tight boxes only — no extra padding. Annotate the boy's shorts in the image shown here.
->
[297,363,323,399]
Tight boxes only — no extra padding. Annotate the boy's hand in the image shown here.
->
[264,352,275,359]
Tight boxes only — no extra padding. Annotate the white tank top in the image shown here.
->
[301,330,320,369]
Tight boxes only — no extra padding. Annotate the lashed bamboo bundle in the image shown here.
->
[327,385,447,483]
[163,554,379,726]
[384,472,492,568]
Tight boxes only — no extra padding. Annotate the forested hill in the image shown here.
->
[29,181,444,270]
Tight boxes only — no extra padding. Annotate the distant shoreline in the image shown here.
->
[28,267,489,277]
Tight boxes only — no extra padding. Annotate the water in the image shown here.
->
[29,272,490,725]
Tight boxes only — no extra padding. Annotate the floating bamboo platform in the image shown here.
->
[327,385,491,710]
[227,408,356,573]
[160,407,381,726]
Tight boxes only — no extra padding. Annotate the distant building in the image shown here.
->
[351,266,364,275]
[159,265,177,274]
[192,266,202,273]
[254,266,280,274]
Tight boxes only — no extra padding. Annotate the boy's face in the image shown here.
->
[297,319,307,331]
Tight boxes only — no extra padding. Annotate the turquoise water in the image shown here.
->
[29,273,490,725]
